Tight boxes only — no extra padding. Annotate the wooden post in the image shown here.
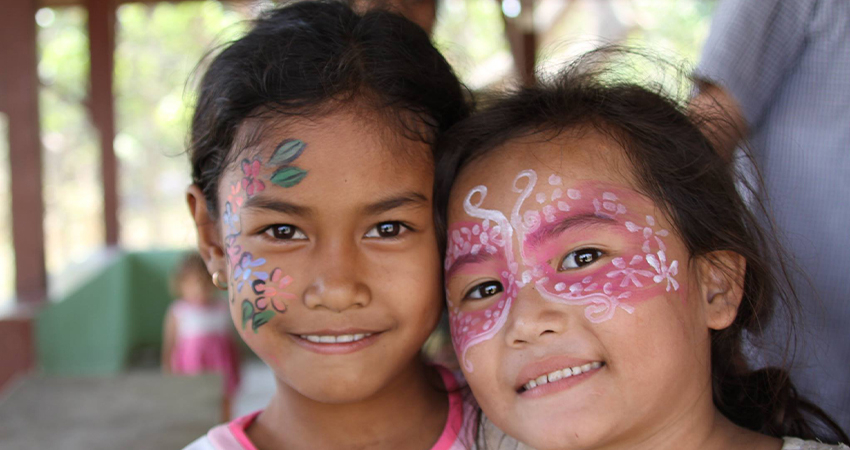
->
[0,0,47,304]
[500,0,537,86]
[87,0,119,246]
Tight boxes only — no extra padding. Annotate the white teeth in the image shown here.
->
[522,361,604,392]
[300,333,372,344]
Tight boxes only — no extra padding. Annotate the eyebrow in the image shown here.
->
[445,252,496,278]
[362,192,429,216]
[241,196,312,217]
[524,213,618,250]
[238,191,428,217]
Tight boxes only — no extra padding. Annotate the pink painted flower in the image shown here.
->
[241,159,265,197]
[252,268,294,313]
[227,183,244,210]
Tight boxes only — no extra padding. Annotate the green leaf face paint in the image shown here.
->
[270,166,308,188]
[269,139,306,166]
[268,138,308,188]
[241,300,255,329]
[252,310,276,332]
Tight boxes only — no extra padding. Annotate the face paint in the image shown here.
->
[224,138,310,332]
[445,169,681,371]
[269,139,308,188]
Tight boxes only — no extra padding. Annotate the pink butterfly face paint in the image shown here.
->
[445,170,682,371]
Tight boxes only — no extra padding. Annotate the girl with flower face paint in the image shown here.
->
[434,50,848,450]
[183,3,478,450]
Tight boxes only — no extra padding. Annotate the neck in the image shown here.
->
[250,359,449,450]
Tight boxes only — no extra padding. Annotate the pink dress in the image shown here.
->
[170,299,241,397]
[182,366,478,450]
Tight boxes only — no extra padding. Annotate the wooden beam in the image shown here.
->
[87,0,119,246]
[0,0,47,304]
[500,0,538,86]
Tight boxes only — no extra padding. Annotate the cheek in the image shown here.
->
[448,270,517,371]
[446,220,518,372]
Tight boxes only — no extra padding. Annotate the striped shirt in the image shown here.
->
[697,0,850,430]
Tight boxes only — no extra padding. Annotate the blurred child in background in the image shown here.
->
[162,252,241,420]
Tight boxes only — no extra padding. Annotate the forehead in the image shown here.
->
[450,129,639,214]
[221,109,433,197]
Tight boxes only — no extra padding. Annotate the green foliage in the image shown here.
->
[37,6,104,279]
[113,1,248,250]
[432,0,512,89]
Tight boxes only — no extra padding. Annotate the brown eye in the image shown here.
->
[560,248,603,270]
[464,281,503,301]
[364,221,409,239]
[264,224,307,240]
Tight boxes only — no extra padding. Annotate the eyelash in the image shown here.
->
[260,221,414,241]
[559,248,605,271]
[463,280,504,301]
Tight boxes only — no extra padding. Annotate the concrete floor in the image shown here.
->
[0,372,221,450]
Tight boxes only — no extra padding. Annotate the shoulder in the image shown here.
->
[180,412,262,450]
[782,437,850,450]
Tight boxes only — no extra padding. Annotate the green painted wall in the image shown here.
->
[36,250,191,375]
[128,250,185,349]
[36,254,131,374]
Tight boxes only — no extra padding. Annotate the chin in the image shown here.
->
[294,372,386,404]
[501,413,608,450]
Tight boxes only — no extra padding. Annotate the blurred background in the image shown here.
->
[0,0,715,447]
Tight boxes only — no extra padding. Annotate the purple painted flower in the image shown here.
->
[234,252,268,291]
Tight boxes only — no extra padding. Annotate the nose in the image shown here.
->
[504,285,567,347]
[303,240,371,312]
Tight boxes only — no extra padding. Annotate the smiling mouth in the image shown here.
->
[519,361,605,393]
[298,333,374,344]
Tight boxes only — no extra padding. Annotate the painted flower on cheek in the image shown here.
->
[233,252,268,292]
[241,158,265,197]
[646,250,679,292]
[251,268,293,313]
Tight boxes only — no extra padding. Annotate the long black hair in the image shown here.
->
[189,0,469,215]
[434,48,848,445]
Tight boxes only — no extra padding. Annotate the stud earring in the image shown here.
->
[212,271,228,290]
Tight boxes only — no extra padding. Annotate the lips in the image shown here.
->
[290,329,384,355]
[515,356,605,393]
[299,333,373,343]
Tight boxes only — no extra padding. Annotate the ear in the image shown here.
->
[695,251,746,331]
[187,184,226,276]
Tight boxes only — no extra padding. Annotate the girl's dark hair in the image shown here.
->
[190,0,469,215]
[435,48,848,445]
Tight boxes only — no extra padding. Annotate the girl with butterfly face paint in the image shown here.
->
[434,50,849,450]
